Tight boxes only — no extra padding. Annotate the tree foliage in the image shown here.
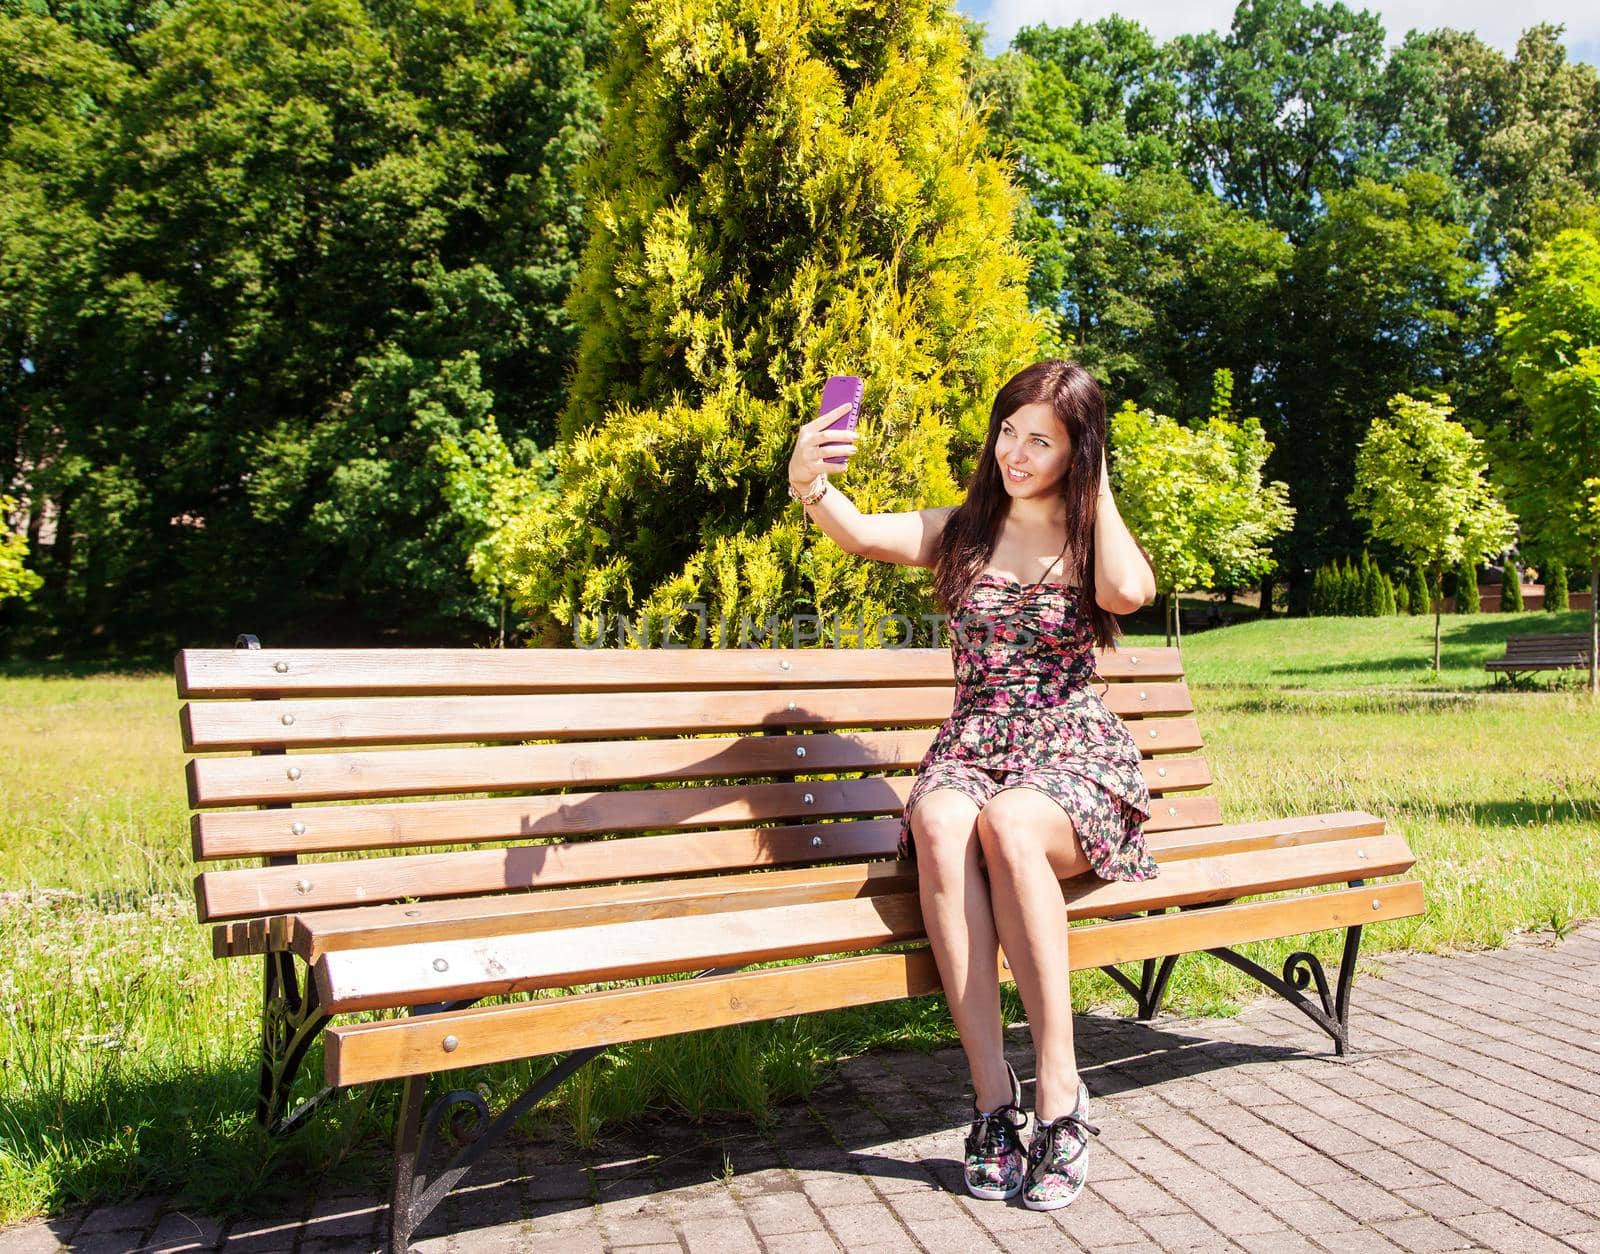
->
[504,0,1043,647]
[0,0,604,654]
[1109,375,1295,642]
[0,495,42,603]
[1496,226,1600,689]
[1349,391,1516,671]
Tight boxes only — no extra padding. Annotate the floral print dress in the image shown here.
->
[896,570,1159,883]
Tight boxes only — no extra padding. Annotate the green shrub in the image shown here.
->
[1456,561,1480,613]
[1409,565,1430,615]
[1545,562,1569,612]
[1501,567,1523,611]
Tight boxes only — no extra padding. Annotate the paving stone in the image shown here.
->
[903,1212,994,1253]
[761,1233,843,1254]
[1502,1198,1597,1237]
[301,1195,383,1242]
[676,1216,760,1251]
[1132,1212,1233,1250]
[1370,1215,1477,1251]
[142,1211,226,1252]
[0,1228,63,1254]
[1393,1183,1490,1219]
[72,1200,164,1239]
[217,1218,308,1252]
[1042,1190,1148,1246]
[63,1232,145,1254]
[1443,1210,1579,1251]
[1093,1174,1194,1218]
[815,1201,910,1248]
[739,1192,825,1236]
[7,923,1600,1254]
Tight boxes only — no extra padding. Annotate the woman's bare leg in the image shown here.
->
[909,789,1014,1112]
[975,787,1092,1121]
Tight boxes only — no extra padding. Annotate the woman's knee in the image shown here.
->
[975,793,1049,874]
[909,790,979,870]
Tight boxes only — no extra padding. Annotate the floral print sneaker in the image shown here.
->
[1023,1078,1100,1211]
[964,1061,1029,1200]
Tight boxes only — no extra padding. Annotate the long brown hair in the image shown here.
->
[931,359,1123,649]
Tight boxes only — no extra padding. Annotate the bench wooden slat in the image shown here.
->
[1487,632,1591,674]
[281,810,1386,962]
[191,776,1222,861]
[187,731,1212,808]
[204,809,1384,955]
[175,645,1186,697]
[287,861,915,961]
[321,877,1426,1084]
[179,683,1196,751]
[197,819,904,924]
[311,830,1415,1012]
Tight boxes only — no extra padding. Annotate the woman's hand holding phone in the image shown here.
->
[788,398,860,486]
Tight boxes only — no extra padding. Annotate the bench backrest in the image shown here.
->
[176,643,1214,956]
[1503,632,1590,656]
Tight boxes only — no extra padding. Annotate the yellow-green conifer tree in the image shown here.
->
[506,0,1042,646]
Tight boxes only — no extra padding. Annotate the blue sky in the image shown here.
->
[954,0,1598,68]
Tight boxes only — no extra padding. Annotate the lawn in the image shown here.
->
[1,610,1596,1224]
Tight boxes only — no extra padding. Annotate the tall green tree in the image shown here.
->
[971,17,1178,316]
[1349,391,1516,674]
[0,0,605,656]
[506,0,1042,646]
[1271,172,1485,582]
[1427,25,1600,279]
[1496,227,1600,692]
[1167,0,1455,245]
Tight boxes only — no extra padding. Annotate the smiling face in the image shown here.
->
[995,401,1074,498]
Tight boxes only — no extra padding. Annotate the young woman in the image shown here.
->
[785,359,1160,1211]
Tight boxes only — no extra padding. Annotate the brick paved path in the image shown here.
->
[6,924,1600,1253]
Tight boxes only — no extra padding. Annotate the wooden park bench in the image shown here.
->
[174,636,1424,1251]
[1485,632,1592,684]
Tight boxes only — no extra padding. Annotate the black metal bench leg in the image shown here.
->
[386,1047,605,1251]
[1205,884,1369,1057]
[1096,890,1369,1055]
[1100,951,1181,1019]
[1205,923,1364,1055]
[258,950,335,1135]
[390,1075,428,1254]
[384,967,747,1249]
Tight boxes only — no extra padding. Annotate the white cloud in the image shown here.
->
[962,0,1598,64]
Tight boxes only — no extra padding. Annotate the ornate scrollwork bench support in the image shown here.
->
[258,934,336,1137]
[1098,883,1368,1055]
[389,1044,604,1253]
[1204,912,1365,1056]
[386,965,747,1252]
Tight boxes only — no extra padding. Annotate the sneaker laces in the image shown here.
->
[965,1100,1027,1161]
[1027,1107,1101,1172]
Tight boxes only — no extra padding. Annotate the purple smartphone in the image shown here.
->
[819,375,864,465]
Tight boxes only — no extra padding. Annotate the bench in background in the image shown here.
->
[1486,632,1592,684]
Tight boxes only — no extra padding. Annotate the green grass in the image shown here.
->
[2,612,1597,1223]
[1124,606,1597,691]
